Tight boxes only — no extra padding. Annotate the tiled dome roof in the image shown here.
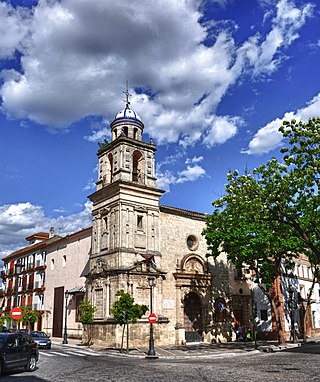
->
[114,107,141,121]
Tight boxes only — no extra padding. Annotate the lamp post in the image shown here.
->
[146,275,158,359]
[250,287,258,349]
[13,259,23,330]
[289,284,297,343]
[62,290,69,344]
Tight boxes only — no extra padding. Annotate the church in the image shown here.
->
[84,91,251,347]
[3,92,316,345]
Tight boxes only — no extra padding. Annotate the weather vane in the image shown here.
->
[123,80,131,109]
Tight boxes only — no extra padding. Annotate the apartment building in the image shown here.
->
[1,231,60,330]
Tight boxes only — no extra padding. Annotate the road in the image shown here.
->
[0,343,319,381]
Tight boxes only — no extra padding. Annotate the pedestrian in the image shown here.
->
[236,323,243,341]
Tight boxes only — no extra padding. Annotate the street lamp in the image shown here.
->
[62,290,69,344]
[250,287,258,349]
[146,275,158,359]
[13,259,23,330]
[288,284,297,343]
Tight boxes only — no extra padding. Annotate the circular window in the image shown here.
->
[186,235,198,251]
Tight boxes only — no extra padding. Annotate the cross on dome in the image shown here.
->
[123,80,132,109]
[113,81,142,122]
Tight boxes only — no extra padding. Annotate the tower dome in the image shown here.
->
[110,82,144,141]
[114,107,142,122]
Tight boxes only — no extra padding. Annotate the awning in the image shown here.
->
[67,287,86,295]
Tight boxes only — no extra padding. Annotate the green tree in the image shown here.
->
[98,138,109,149]
[21,306,38,332]
[259,118,320,341]
[275,118,320,262]
[78,300,96,346]
[0,314,7,331]
[111,290,148,353]
[203,169,298,344]
[203,118,320,344]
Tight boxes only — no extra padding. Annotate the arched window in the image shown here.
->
[133,128,138,140]
[132,150,143,182]
[107,153,113,183]
[214,297,227,322]
[122,126,128,136]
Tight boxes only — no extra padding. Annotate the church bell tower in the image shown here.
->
[87,85,164,320]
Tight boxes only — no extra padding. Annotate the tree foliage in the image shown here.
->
[21,306,38,330]
[78,300,96,346]
[111,290,148,325]
[111,290,148,352]
[98,138,109,149]
[203,117,320,343]
[78,300,96,324]
[0,314,8,330]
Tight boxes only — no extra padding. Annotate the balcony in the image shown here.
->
[34,261,47,270]
[5,288,14,296]
[32,304,43,311]
[1,270,7,280]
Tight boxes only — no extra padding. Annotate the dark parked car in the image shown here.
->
[0,332,39,374]
[30,331,51,349]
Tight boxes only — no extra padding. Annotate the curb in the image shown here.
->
[51,339,316,360]
[259,343,301,353]
[51,340,262,359]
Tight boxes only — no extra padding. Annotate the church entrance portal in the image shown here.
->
[184,292,203,342]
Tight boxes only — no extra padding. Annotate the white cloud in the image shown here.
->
[0,0,312,149]
[83,179,96,191]
[0,201,92,257]
[202,115,240,147]
[253,0,313,75]
[176,165,206,184]
[156,170,177,192]
[243,92,320,154]
[156,152,185,172]
[0,2,31,60]
[156,164,206,191]
[84,127,110,143]
[235,0,313,77]
[185,156,203,165]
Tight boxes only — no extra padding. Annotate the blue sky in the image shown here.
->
[0,0,319,257]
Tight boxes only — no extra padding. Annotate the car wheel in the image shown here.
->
[25,355,37,372]
[47,344,51,349]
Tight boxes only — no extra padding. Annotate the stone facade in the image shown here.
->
[85,102,248,347]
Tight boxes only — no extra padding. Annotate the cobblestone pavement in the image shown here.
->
[51,341,320,382]
[51,336,306,358]
[0,340,319,382]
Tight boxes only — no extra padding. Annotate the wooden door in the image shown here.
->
[52,287,64,337]
[184,292,202,342]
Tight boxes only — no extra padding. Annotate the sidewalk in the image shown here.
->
[51,336,311,359]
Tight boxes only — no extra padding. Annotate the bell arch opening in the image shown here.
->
[106,153,113,184]
[132,150,144,183]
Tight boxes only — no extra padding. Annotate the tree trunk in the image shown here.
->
[303,272,317,343]
[303,306,308,343]
[88,324,92,346]
[126,321,129,354]
[259,284,286,345]
[270,297,285,345]
[120,324,125,353]
[84,324,93,346]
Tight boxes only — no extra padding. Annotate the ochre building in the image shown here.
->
[85,100,249,347]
